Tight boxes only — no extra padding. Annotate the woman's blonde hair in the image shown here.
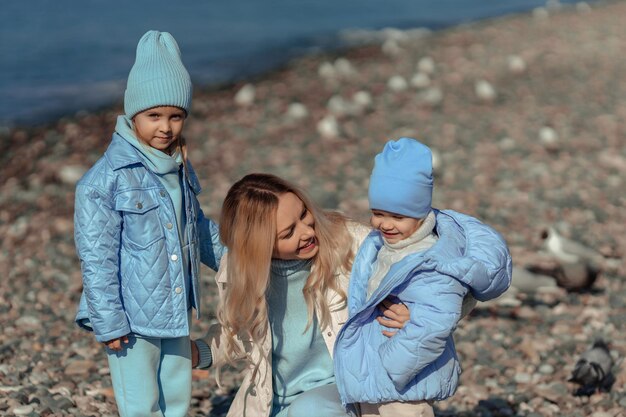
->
[217,173,355,368]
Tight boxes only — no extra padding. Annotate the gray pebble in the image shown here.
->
[54,396,75,410]
[539,364,555,374]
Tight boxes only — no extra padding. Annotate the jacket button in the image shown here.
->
[327,331,332,337]
[171,254,178,261]
[160,190,166,197]
[174,287,182,294]
[136,202,143,209]
[166,223,173,230]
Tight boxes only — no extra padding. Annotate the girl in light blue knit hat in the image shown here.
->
[74,30,225,417]
[289,138,512,417]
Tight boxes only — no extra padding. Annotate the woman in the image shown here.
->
[191,173,409,417]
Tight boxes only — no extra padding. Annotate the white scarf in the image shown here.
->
[367,211,438,300]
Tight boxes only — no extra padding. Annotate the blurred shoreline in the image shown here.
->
[1,1,626,416]
[1,0,592,127]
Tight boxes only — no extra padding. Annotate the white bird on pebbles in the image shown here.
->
[234,84,255,107]
[541,227,604,266]
[481,288,522,309]
[539,227,605,291]
[511,266,557,293]
[482,266,557,310]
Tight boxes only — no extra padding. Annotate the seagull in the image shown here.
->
[538,227,604,291]
[541,227,604,265]
[511,266,557,293]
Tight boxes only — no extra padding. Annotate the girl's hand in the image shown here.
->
[104,335,129,351]
[191,340,199,368]
[377,297,410,338]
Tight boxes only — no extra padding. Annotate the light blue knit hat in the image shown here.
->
[124,30,192,118]
[368,138,433,219]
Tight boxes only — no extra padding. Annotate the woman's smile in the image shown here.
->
[297,237,317,254]
[274,192,319,260]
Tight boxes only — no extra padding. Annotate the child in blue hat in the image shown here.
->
[74,30,225,417]
[288,138,512,417]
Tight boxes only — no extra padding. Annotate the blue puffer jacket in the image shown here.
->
[334,210,512,404]
[74,134,225,342]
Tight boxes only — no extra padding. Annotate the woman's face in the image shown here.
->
[273,192,318,260]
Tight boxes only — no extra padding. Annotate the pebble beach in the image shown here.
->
[1,1,625,416]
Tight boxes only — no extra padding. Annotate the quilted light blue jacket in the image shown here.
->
[74,134,225,342]
[334,210,512,404]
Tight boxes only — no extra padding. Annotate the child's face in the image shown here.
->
[273,192,318,260]
[133,106,186,153]
[370,209,423,244]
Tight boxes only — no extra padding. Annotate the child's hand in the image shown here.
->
[191,340,199,368]
[104,335,129,351]
[377,297,410,338]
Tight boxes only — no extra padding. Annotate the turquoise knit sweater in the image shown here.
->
[267,259,335,417]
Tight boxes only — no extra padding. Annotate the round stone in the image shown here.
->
[514,373,532,384]
[539,364,555,374]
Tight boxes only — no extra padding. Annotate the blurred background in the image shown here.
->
[0,0,586,127]
[1,1,625,416]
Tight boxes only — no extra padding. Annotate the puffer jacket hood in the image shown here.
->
[413,209,511,301]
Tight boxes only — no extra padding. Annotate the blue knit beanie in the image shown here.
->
[124,30,192,118]
[368,138,433,219]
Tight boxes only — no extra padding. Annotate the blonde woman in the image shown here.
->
[191,173,409,417]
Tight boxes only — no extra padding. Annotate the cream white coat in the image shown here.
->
[204,222,370,417]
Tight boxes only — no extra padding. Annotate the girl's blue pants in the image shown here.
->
[106,334,192,417]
